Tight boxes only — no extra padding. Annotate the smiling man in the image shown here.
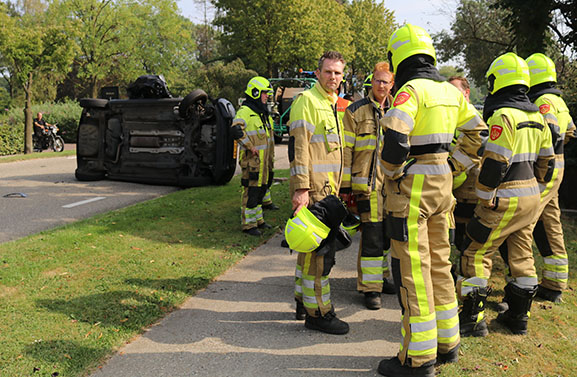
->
[288,51,349,335]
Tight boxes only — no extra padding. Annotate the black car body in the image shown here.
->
[75,87,237,187]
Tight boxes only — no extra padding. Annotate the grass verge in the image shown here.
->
[441,214,577,376]
[0,150,76,163]
[0,171,291,377]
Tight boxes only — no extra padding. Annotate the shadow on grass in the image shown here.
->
[23,339,107,375]
[125,276,211,295]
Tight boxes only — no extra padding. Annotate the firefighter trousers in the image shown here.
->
[459,194,541,300]
[240,185,265,230]
[295,239,336,317]
[386,172,459,367]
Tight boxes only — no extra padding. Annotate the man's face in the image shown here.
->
[315,59,345,94]
[371,71,394,102]
[449,79,470,103]
[260,90,270,104]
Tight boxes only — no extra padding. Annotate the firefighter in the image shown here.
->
[289,51,348,335]
[457,52,554,338]
[524,53,575,303]
[261,111,280,211]
[376,24,486,376]
[363,74,373,96]
[448,76,488,249]
[341,61,396,311]
[231,76,275,236]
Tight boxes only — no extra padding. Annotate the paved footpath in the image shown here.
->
[91,233,401,377]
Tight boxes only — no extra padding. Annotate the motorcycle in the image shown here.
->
[33,123,65,152]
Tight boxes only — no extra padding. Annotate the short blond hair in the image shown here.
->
[374,61,394,82]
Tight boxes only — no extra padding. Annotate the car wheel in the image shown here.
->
[79,98,109,108]
[178,89,208,119]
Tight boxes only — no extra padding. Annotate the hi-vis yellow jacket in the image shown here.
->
[342,91,390,196]
[534,93,576,199]
[380,78,486,181]
[477,107,554,205]
[289,82,344,203]
[232,106,273,187]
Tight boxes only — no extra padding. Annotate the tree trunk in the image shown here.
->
[23,72,34,154]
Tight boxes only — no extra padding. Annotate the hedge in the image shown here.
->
[0,100,82,155]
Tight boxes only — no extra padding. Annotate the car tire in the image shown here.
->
[79,98,109,108]
[178,89,208,119]
[274,133,283,144]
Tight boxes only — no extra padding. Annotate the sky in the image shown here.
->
[176,0,457,35]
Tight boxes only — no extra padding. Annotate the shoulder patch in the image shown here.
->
[539,104,550,114]
[393,91,411,107]
[490,125,503,141]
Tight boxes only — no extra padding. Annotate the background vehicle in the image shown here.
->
[34,123,64,152]
[268,77,316,143]
[75,76,237,187]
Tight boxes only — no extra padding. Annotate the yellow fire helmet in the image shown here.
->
[245,76,273,99]
[453,171,467,190]
[341,212,361,237]
[285,207,330,253]
[364,74,373,88]
[486,52,530,95]
[526,53,557,87]
[387,24,436,73]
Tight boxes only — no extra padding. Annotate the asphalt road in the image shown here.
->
[0,155,179,243]
[0,143,289,244]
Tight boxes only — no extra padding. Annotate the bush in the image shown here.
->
[0,123,24,155]
[0,100,82,152]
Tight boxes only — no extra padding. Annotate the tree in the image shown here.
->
[212,0,353,77]
[433,0,514,88]
[345,0,396,77]
[0,3,76,153]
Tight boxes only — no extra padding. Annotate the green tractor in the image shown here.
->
[268,76,316,143]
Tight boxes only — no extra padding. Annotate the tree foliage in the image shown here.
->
[212,0,353,77]
[346,0,396,77]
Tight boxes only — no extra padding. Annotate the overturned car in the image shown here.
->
[75,76,237,187]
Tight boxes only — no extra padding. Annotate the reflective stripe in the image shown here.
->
[438,325,459,339]
[355,138,377,149]
[451,149,473,170]
[511,277,539,289]
[497,186,540,198]
[361,259,383,268]
[460,114,483,130]
[555,160,565,169]
[539,146,554,156]
[344,134,355,146]
[302,277,329,289]
[290,119,316,134]
[485,143,513,159]
[240,137,251,146]
[385,108,415,130]
[232,118,247,126]
[543,113,557,122]
[311,134,339,143]
[436,305,458,321]
[408,338,437,352]
[342,167,352,175]
[510,152,537,163]
[362,274,383,282]
[460,277,488,297]
[410,133,453,146]
[310,135,325,144]
[254,144,268,151]
[543,270,568,280]
[407,163,451,175]
[290,165,308,176]
[352,176,369,185]
[295,266,303,278]
[411,318,437,333]
[544,256,569,266]
[476,189,495,201]
[408,175,429,314]
[246,130,262,136]
[313,163,341,173]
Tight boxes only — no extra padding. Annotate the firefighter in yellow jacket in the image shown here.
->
[524,53,575,303]
[342,61,396,311]
[377,24,486,377]
[289,51,348,335]
[457,53,554,338]
[231,76,274,236]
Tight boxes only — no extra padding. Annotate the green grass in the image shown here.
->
[0,171,292,377]
[440,214,577,377]
[0,149,76,163]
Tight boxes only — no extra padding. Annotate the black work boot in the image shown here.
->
[377,357,435,377]
[459,286,490,337]
[536,284,562,303]
[382,278,396,295]
[263,203,280,210]
[364,292,381,310]
[304,309,349,335]
[258,222,272,229]
[243,227,261,236]
[497,283,537,335]
[295,300,306,320]
[437,343,459,365]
